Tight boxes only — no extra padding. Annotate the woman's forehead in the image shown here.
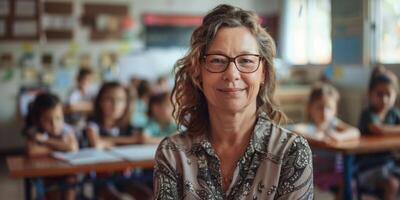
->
[206,27,259,55]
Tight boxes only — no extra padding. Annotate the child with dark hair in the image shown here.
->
[65,67,96,129]
[25,92,78,200]
[357,67,400,200]
[85,81,152,199]
[86,81,142,148]
[142,92,177,144]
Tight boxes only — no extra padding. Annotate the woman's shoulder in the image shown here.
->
[157,131,200,153]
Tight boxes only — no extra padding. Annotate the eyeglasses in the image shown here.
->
[202,54,262,73]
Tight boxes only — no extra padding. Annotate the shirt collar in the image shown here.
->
[193,112,273,157]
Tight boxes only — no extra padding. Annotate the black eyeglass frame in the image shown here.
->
[202,53,263,73]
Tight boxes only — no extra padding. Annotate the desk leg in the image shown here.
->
[34,178,45,200]
[344,155,354,200]
[24,178,31,200]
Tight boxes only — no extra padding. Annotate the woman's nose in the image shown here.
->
[222,62,240,81]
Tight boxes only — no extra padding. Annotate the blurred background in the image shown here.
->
[0,0,399,199]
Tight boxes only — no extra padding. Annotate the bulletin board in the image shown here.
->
[81,3,129,40]
[42,1,73,40]
[0,0,40,40]
[143,14,202,47]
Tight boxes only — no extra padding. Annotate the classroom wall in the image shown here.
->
[0,0,281,151]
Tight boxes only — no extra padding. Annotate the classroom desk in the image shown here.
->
[7,155,155,200]
[307,135,400,200]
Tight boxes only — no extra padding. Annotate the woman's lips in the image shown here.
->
[217,88,246,95]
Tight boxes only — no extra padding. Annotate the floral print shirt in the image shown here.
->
[154,112,313,200]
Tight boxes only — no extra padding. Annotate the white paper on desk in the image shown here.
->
[108,144,158,161]
[52,148,122,165]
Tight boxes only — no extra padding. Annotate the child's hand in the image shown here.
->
[35,133,49,144]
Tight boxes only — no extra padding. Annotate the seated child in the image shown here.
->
[25,92,78,200]
[291,82,360,199]
[65,67,96,129]
[292,82,360,142]
[142,92,177,144]
[357,66,400,200]
[85,81,152,200]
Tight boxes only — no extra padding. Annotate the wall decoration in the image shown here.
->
[0,0,10,16]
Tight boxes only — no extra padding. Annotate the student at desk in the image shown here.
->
[291,82,360,200]
[358,67,400,200]
[85,81,152,200]
[142,92,177,144]
[24,92,79,200]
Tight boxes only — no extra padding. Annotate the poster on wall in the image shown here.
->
[13,20,37,37]
[0,0,9,16]
[0,53,15,82]
[15,0,36,17]
[0,20,5,36]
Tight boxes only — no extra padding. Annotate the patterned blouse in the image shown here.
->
[153,112,314,200]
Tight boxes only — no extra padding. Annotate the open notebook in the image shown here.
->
[52,144,158,165]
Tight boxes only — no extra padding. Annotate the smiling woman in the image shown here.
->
[153,4,314,200]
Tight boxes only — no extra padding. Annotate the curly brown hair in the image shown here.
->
[171,4,286,134]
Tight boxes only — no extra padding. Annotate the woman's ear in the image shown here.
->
[261,66,267,87]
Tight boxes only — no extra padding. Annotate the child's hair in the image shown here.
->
[308,82,340,105]
[77,67,93,82]
[137,80,151,99]
[93,81,132,127]
[307,82,339,120]
[368,66,399,92]
[24,93,62,133]
[148,92,170,119]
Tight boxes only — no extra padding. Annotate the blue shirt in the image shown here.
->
[144,119,177,138]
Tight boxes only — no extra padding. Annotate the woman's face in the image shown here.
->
[39,104,64,136]
[308,97,337,126]
[201,26,265,113]
[369,83,397,112]
[100,87,128,121]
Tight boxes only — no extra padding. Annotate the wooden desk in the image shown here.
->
[308,135,400,200]
[7,156,155,200]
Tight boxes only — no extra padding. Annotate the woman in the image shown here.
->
[154,4,313,199]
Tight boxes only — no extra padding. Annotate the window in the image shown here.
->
[376,0,400,64]
[282,0,331,65]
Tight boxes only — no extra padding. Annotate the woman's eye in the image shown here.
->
[210,58,226,64]
[238,58,255,64]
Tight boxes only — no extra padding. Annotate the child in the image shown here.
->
[25,92,78,200]
[293,82,360,142]
[85,81,152,199]
[142,92,177,144]
[86,81,142,148]
[65,67,96,129]
[131,80,151,128]
[291,82,360,199]
[357,67,400,200]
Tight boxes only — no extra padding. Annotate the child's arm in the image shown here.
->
[327,126,360,142]
[290,123,325,141]
[100,134,143,145]
[141,134,164,144]
[26,139,52,157]
[367,123,400,135]
[86,127,113,148]
[40,132,79,152]
[65,101,93,114]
